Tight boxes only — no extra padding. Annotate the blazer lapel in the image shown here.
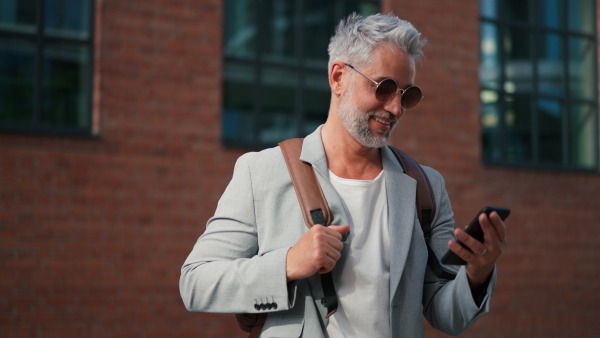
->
[382,146,418,299]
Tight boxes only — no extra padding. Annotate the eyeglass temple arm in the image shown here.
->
[343,63,379,86]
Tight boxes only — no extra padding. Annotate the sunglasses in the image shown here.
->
[344,63,423,109]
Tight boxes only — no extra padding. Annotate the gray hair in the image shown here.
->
[327,13,427,73]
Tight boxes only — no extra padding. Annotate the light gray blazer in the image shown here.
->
[180,126,495,338]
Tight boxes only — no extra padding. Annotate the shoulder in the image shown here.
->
[234,146,288,181]
[420,165,445,187]
[237,146,283,165]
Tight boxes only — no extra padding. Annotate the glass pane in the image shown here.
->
[480,22,501,90]
[569,103,597,169]
[537,0,561,28]
[481,90,502,162]
[45,0,90,38]
[480,0,498,19]
[568,0,595,34]
[304,72,330,135]
[40,44,90,128]
[504,28,533,94]
[537,33,564,97]
[0,0,37,32]
[505,95,533,163]
[263,0,296,63]
[345,0,379,15]
[260,67,297,144]
[223,62,256,144]
[0,39,35,123]
[537,99,563,164]
[304,0,337,66]
[502,0,532,23]
[224,0,256,58]
[568,37,595,100]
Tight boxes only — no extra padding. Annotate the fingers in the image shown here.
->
[453,227,486,257]
[487,212,507,243]
[330,225,350,236]
[449,211,508,288]
[286,224,348,281]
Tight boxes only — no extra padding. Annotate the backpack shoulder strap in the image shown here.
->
[279,138,331,227]
[278,138,338,317]
[388,146,456,280]
[388,146,436,239]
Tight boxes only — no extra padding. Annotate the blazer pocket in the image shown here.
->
[261,314,304,338]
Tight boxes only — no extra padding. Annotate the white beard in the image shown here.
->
[337,85,398,148]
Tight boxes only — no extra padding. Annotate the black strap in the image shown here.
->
[309,209,338,318]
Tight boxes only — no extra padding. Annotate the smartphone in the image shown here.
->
[441,206,511,265]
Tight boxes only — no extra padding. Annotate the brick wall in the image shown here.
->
[2,0,246,336]
[1,0,599,337]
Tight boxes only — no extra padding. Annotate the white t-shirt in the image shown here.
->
[326,169,391,338]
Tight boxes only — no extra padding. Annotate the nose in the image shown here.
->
[382,93,404,118]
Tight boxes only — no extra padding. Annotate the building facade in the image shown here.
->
[1,0,599,337]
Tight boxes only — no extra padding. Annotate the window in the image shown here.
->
[480,0,599,171]
[0,0,94,135]
[223,0,379,148]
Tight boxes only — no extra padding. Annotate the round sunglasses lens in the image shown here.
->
[375,79,398,102]
[401,86,422,109]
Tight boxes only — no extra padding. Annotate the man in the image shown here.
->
[180,13,506,338]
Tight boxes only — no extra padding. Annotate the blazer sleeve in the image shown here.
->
[179,153,297,314]
[420,167,497,336]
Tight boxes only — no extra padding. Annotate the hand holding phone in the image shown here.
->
[441,206,510,265]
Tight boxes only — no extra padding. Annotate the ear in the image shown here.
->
[329,61,346,97]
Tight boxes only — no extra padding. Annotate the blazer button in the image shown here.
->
[272,302,278,310]
[254,304,261,311]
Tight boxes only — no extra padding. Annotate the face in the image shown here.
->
[337,44,416,148]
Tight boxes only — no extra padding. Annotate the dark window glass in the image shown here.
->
[480,0,598,171]
[481,90,502,162]
[45,0,90,38]
[569,103,596,168]
[263,0,296,63]
[504,28,533,94]
[40,45,90,128]
[568,37,595,101]
[505,95,533,163]
[480,22,501,90]
[536,0,560,29]
[222,62,255,144]
[537,32,564,97]
[0,40,35,122]
[502,0,532,23]
[0,0,94,135]
[0,0,37,31]
[537,98,563,164]
[223,0,379,148]
[567,0,595,34]
[480,0,498,19]
[223,0,256,58]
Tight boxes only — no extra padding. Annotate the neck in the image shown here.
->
[321,119,383,180]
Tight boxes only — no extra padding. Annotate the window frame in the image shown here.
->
[222,0,380,149]
[479,0,599,172]
[0,0,95,137]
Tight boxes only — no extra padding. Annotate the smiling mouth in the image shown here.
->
[374,116,392,126]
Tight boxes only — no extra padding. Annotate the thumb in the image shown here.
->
[329,225,350,235]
